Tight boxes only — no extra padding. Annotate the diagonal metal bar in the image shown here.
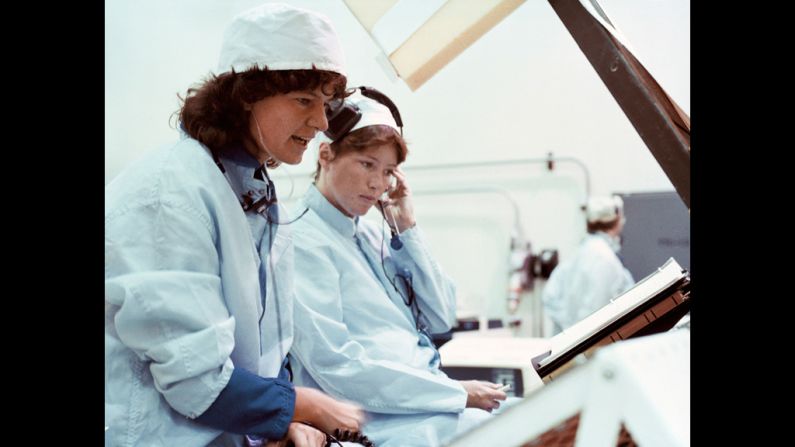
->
[548,0,690,209]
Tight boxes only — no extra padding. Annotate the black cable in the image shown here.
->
[257,167,310,226]
[378,219,423,330]
[213,155,305,375]
[287,422,375,447]
[248,167,309,361]
[267,206,309,225]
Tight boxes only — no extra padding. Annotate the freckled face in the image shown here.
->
[317,143,398,217]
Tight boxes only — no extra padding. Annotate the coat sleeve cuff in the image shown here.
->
[195,367,296,439]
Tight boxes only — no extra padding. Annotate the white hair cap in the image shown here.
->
[349,93,400,134]
[217,3,346,76]
[586,195,624,223]
[314,91,400,146]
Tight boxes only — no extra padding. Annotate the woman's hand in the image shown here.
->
[265,422,327,447]
[379,167,415,233]
[293,387,365,436]
[459,380,508,412]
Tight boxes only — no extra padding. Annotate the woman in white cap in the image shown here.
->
[542,195,636,334]
[287,88,507,447]
[105,4,365,446]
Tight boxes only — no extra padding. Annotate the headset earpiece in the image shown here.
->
[324,98,361,141]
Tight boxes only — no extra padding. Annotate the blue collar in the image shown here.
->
[217,146,270,206]
[303,184,358,238]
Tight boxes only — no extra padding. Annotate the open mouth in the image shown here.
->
[291,135,310,145]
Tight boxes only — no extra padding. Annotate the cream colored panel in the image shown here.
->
[343,0,526,91]
[342,0,399,29]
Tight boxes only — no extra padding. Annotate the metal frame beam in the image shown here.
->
[548,0,690,208]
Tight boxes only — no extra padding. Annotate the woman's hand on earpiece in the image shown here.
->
[380,167,415,232]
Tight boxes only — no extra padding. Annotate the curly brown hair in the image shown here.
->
[178,67,347,152]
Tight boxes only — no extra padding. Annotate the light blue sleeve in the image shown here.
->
[375,225,458,334]
[574,250,635,323]
[105,200,235,419]
[291,242,467,415]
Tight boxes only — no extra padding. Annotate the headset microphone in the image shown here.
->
[378,200,403,250]
[390,232,403,250]
[246,172,280,224]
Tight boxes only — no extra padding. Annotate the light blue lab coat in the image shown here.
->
[289,185,488,447]
[105,139,295,446]
[542,232,635,334]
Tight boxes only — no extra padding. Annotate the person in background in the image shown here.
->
[288,89,507,447]
[542,195,635,334]
[105,4,365,446]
